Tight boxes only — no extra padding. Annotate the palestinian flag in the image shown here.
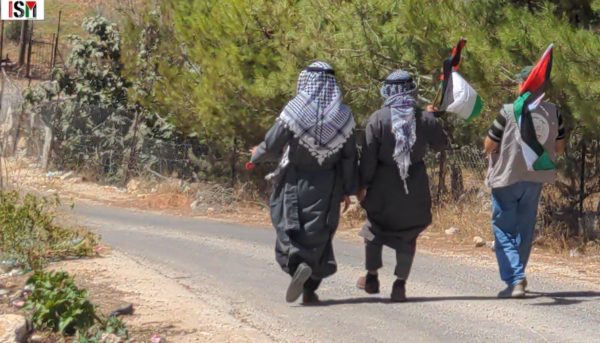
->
[438,39,483,123]
[514,44,555,171]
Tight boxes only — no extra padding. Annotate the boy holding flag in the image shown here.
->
[484,45,567,298]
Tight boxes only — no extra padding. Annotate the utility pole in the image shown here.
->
[18,21,29,66]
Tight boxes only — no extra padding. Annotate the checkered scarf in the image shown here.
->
[381,70,418,194]
[278,62,355,165]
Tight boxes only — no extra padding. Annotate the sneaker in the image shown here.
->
[356,273,380,294]
[497,280,526,299]
[390,280,407,303]
[286,263,312,303]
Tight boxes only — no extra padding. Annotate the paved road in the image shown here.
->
[72,202,600,343]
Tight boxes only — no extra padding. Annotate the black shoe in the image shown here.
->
[357,273,380,294]
[302,290,320,304]
[286,263,312,303]
[391,280,407,302]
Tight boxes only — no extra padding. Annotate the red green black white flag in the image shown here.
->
[514,44,555,171]
[439,39,483,123]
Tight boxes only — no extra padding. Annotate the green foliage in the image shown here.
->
[4,20,22,44]
[25,15,175,183]
[25,271,99,335]
[150,0,600,146]
[0,191,98,270]
[25,271,130,340]
[23,1,600,194]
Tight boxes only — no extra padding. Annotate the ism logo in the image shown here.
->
[1,0,45,20]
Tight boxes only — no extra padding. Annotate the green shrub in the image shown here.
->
[0,191,99,270]
[25,271,100,335]
[25,271,129,339]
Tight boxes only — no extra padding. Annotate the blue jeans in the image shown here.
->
[491,181,543,286]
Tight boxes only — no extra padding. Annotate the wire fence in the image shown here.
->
[1,69,599,237]
[0,69,24,156]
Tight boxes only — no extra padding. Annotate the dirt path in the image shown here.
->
[54,251,273,343]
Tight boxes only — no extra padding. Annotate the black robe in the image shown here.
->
[359,107,448,249]
[251,121,358,279]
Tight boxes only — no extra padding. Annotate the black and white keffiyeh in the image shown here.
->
[381,69,418,194]
[278,61,355,165]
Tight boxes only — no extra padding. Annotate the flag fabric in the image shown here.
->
[438,39,483,122]
[514,44,555,171]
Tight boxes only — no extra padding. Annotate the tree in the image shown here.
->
[136,0,600,224]
[25,16,173,183]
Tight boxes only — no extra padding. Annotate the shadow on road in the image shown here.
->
[300,291,600,307]
[527,291,600,306]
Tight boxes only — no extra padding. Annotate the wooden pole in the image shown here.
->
[0,21,5,66]
[437,150,446,201]
[231,137,236,188]
[26,22,33,78]
[580,142,586,218]
[51,11,62,70]
[18,21,29,66]
[125,108,141,184]
[50,33,55,66]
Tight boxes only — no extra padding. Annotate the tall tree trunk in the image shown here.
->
[18,21,29,66]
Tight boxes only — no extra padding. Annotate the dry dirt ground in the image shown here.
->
[0,250,273,343]
[3,160,600,341]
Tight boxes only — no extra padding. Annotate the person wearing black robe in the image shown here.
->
[356,70,448,302]
[250,62,358,304]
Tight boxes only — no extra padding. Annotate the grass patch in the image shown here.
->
[0,190,99,271]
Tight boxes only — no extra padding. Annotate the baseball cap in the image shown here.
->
[515,66,534,81]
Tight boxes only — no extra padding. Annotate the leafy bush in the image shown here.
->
[25,271,129,339]
[25,271,100,335]
[0,191,99,270]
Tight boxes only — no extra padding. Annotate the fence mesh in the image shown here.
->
[0,70,598,236]
[1,69,24,155]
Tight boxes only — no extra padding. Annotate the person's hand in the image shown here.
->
[427,105,439,112]
[357,188,367,202]
[342,195,352,213]
[250,146,258,156]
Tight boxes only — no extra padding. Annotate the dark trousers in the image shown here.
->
[365,238,417,280]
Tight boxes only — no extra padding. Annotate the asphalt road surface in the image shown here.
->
[72,202,600,343]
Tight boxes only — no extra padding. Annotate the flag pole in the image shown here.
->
[432,83,442,108]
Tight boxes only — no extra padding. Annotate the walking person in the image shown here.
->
[356,70,448,302]
[250,61,358,304]
[485,65,566,298]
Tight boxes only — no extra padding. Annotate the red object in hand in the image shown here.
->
[246,162,255,170]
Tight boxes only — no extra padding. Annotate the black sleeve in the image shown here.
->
[340,133,359,196]
[358,114,380,189]
[556,108,566,140]
[250,121,293,165]
[487,110,507,143]
[423,113,449,152]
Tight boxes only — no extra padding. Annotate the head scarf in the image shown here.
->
[278,61,355,164]
[381,69,418,194]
